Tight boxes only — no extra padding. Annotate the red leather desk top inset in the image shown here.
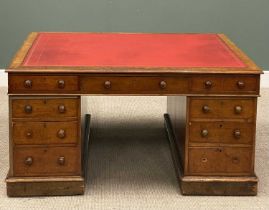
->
[22,33,246,68]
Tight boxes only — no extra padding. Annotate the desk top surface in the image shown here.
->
[8,32,261,74]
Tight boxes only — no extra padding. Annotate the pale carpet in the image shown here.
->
[0,87,268,210]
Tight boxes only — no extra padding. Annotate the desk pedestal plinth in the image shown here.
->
[6,176,85,197]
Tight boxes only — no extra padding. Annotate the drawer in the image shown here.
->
[11,98,79,119]
[81,76,189,94]
[223,76,259,93]
[189,121,254,145]
[189,98,256,120]
[188,147,253,175]
[190,75,259,94]
[13,121,78,145]
[13,146,81,176]
[9,75,79,93]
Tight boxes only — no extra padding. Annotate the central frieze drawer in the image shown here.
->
[81,76,189,94]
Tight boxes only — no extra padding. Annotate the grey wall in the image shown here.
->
[0,0,268,69]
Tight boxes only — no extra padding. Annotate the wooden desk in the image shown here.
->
[6,32,262,196]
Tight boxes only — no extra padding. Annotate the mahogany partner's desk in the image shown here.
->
[6,33,262,196]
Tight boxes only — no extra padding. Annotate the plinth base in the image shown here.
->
[6,176,85,197]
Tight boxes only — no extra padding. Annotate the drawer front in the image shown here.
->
[13,146,81,176]
[188,147,253,175]
[189,122,254,145]
[81,76,189,94]
[12,98,79,119]
[13,121,78,145]
[190,75,259,94]
[9,75,79,93]
[223,76,259,93]
[189,98,256,120]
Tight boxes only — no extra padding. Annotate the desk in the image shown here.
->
[5,32,262,196]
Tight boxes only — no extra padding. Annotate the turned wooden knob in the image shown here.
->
[58,105,66,113]
[201,129,209,137]
[26,130,33,138]
[215,148,223,152]
[58,80,65,89]
[202,105,210,113]
[58,156,65,165]
[204,80,212,89]
[237,81,245,89]
[234,129,241,139]
[159,81,167,89]
[201,157,208,163]
[24,105,32,113]
[234,106,242,114]
[24,157,33,166]
[232,157,240,164]
[24,80,32,88]
[57,129,66,139]
[104,81,111,89]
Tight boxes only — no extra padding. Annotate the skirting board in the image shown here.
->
[0,69,7,87]
[0,69,268,88]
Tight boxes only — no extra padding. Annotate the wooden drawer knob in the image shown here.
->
[237,81,245,89]
[202,105,210,113]
[58,105,66,113]
[58,156,65,165]
[201,129,209,137]
[24,157,33,166]
[159,81,167,89]
[26,130,33,138]
[24,80,32,88]
[57,129,66,139]
[234,106,242,114]
[234,129,241,139]
[232,157,240,164]
[215,148,223,152]
[58,80,65,89]
[104,81,111,89]
[204,80,212,89]
[201,157,208,163]
[24,105,32,113]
